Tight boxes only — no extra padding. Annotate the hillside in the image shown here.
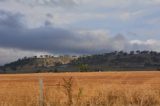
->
[1,51,160,73]
[0,55,77,73]
[71,51,160,71]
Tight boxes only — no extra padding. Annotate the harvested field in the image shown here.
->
[0,71,160,106]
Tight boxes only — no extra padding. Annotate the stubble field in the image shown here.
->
[0,71,160,106]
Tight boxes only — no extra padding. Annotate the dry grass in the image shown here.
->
[0,71,160,106]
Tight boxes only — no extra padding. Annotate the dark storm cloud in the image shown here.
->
[0,11,81,54]
[0,10,157,55]
[0,11,24,28]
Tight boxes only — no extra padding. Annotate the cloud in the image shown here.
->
[130,39,160,51]
[0,47,51,65]
[0,0,78,7]
[0,10,24,28]
[0,10,129,54]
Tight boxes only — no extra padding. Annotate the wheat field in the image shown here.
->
[0,71,160,106]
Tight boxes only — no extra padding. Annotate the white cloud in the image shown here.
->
[0,48,51,65]
[130,39,158,45]
[130,39,160,51]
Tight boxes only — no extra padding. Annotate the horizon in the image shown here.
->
[1,50,160,66]
[0,0,160,64]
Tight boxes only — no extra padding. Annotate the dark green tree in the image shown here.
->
[79,64,89,72]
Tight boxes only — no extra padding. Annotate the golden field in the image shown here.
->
[0,71,160,106]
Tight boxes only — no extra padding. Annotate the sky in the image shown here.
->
[0,0,160,65]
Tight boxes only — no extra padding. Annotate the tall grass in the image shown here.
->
[43,78,160,106]
[62,77,73,106]
[0,72,160,106]
[0,81,160,106]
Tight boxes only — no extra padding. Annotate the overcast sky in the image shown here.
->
[0,0,160,65]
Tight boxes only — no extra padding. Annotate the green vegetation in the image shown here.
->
[1,51,160,73]
[1,55,76,73]
[79,64,89,72]
[71,51,160,71]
